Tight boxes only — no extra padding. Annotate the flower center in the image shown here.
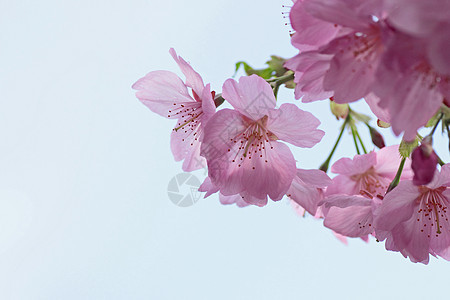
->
[228,115,277,169]
[416,186,449,238]
[351,167,389,197]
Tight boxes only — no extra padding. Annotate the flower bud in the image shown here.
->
[330,101,349,120]
[377,119,390,128]
[368,126,385,148]
[411,137,439,186]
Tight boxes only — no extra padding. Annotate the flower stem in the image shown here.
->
[354,126,367,154]
[428,112,443,137]
[386,157,406,193]
[319,116,349,172]
[271,71,294,98]
[350,124,361,155]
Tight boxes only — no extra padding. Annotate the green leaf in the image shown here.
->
[266,56,287,77]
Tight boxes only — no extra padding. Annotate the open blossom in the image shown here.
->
[374,165,450,264]
[200,75,324,207]
[286,0,449,140]
[321,145,412,238]
[132,48,216,171]
[286,0,388,103]
[326,145,412,198]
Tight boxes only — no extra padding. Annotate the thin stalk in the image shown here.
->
[386,157,406,193]
[350,125,361,155]
[428,112,443,137]
[354,127,367,154]
[271,71,294,98]
[319,116,349,172]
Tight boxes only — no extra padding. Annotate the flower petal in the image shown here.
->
[222,75,276,120]
[169,48,205,97]
[133,70,195,118]
[331,152,377,176]
[266,103,324,148]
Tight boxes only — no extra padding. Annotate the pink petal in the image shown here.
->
[266,103,324,148]
[324,205,374,237]
[132,70,195,118]
[200,83,216,120]
[325,174,359,196]
[239,191,268,207]
[374,38,444,141]
[169,48,205,97]
[222,75,276,120]
[321,29,382,103]
[287,176,322,215]
[219,193,251,207]
[290,0,340,50]
[296,168,331,188]
[427,25,450,76]
[303,0,378,32]
[375,145,412,180]
[285,52,333,102]
[426,164,450,190]
[331,152,377,176]
[374,180,418,233]
[322,194,372,209]
[363,93,391,124]
[198,177,219,198]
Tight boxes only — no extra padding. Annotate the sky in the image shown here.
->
[1,0,449,299]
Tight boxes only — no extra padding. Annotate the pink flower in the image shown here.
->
[132,49,216,171]
[200,75,324,207]
[326,145,412,198]
[321,145,412,238]
[374,164,450,264]
[286,0,388,103]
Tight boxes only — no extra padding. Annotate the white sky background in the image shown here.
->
[1,0,449,299]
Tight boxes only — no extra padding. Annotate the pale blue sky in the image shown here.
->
[0,0,449,299]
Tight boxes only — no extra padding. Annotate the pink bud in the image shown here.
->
[369,126,385,149]
[411,141,438,186]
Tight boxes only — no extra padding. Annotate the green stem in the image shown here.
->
[319,116,349,172]
[387,157,406,193]
[350,125,361,155]
[428,112,443,137]
[354,127,367,154]
[271,71,294,98]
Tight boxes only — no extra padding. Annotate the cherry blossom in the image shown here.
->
[200,75,324,206]
[133,49,216,171]
[374,165,450,264]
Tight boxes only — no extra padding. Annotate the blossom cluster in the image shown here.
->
[133,0,450,264]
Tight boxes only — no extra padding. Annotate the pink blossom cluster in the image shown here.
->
[132,0,450,265]
[286,0,450,141]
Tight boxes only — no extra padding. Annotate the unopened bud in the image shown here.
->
[368,126,385,148]
[411,138,438,186]
[330,101,349,120]
[377,119,390,128]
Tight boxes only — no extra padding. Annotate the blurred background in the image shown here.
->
[1,0,449,299]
